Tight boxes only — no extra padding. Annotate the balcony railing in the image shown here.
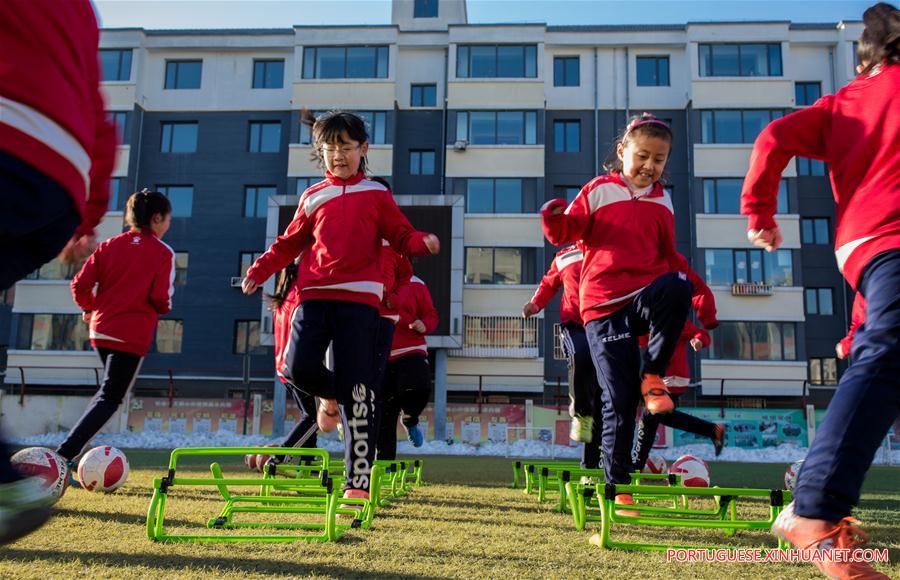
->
[731,282,774,296]
[448,315,539,359]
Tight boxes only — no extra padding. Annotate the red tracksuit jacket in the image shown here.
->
[0,0,117,238]
[273,284,301,384]
[71,230,175,356]
[246,172,431,310]
[388,259,438,361]
[741,64,900,290]
[542,172,717,326]
[529,244,584,326]
[664,321,710,392]
[379,242,403,323]
[838,292,867,355]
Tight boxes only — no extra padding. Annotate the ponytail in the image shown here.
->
[266,262,299,310]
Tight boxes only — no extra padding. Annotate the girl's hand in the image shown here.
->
[747,227,782,252]
[690,338,703,352]
[522,302,540,318]
[58,234,96,264]
[835,342,847,360]
[242,277,259,295]
[550,204,564,216]
[409,320,426,334]
[424,234,440,255]
[82,312,92,324]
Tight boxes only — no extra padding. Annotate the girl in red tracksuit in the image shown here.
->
[745,6,898,576]
[523,244,603,468]
[632,319,725,472]
[542,113,716,504]
[243,111,439,499]
[58,191,175,468]
[376,256,438,460]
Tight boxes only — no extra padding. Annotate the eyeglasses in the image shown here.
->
[320,144,361,157]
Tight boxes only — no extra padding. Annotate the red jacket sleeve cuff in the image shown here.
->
[746,214,777,232]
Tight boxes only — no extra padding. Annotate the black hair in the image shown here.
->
[309,110,369,174]
[857,2,900,73]
[125,189,171,230]
[602,113,674,177]
[266,262,298,310]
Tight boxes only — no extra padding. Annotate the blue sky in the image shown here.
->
[95,0,872,29]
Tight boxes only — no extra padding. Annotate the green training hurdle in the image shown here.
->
[590,482,792,551]
[564,472,679,528]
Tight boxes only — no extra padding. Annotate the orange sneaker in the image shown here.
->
[641,374,673,414]
[772,502,889,579]
[340,488,370,511]
[317,398,340,433]
[614,493,639,517]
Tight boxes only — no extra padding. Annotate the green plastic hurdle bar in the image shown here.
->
[590,481,792,551]
[146,447,383,542]
[556,468,679,515]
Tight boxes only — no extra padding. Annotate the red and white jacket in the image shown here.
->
[542,172,716,326]
[529,244,584,326]
[662,321,710,393]
[388,258,438,361]
[0,0,117,238]
[741,64,900,290]
[71,230,175,356]
[838,292,867,356]
[273,284,301,384]
[379,242,403,323]
[246,172,432,310]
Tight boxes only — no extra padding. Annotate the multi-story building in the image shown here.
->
[4,0,862,414]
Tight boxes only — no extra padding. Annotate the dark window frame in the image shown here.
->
[302,46,390,80]
[699,43,783,77]
[164,60,203,89]
[456,44,538,79]
[252,59,285,89]
[553,56,580,87]
[636,55,670,86]
[160,121,199,153]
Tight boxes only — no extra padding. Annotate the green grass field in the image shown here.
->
[1,452,897,579]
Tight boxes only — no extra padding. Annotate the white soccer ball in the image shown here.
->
[11,447,68,501]
[669,454,711,487]
[642,455,668,475]
[77,446,129,492]
[784,459,804,491]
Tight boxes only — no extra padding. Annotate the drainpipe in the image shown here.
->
[828,45,850,347]
[441,47,449,196]
[593,47,599,176]
[624,46,630,120]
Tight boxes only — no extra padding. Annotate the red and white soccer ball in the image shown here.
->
[642,455,668,475]
[244,453,260,471]
[78,446,129,492]
[11,447,68,501]
[669,454,711,487]
[784,459,804,491]
[255,453,273,472]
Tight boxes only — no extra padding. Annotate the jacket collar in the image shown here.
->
[609,170,665,198]
[325,170,366,187]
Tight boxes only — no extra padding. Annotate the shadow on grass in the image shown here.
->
[55,507,196,530]
[0,548,441,579]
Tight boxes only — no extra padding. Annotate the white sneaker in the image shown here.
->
[570,415,593,443]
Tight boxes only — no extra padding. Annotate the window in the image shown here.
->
[467,179,535,213]
[703,178,788,214]
[155,320,183,354]
[462,315,539,351]
[465,247,537,285]
[410,83,437,107]
[249,122,281,153]
[240,252,264,277]
[244,186,277,217]
[636,56,670,86]
[555,186,581,205]
[160,122,198,153]
[109,178,123,211]
[704,249,793,286]
[809,357,838,385]
[25,258,82,281]
[456,111,538,145]
[801,218,830,244]
[295,177,318,194]
[553,56,579,87]
[414,0,438,18]
[302,46,389,79]
[235,320,267,355]
[156,185,193,218]
[552,323,566,360]
[100,49,132,82]
[700,109,783,144]
[805,288,834,315]
[252,59,284,89]
[553,120,580,153]
[409,150,435,175]
[173,252,189,286]
[299,111,388,144]
[457,45,538,78]
[795,82,822,107]
[164,60,202,89]
[108,111,128,143]
[14,314,91,351]
[707,321,797,361]
[699,43,782,77]
[797,157,826,176]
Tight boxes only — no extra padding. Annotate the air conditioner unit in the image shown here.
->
[230,276,243,288]
[453,139,468,151]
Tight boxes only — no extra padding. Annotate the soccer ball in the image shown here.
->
[11,447,68,501]
[77,446,129,492]
[784,459,804,491]
[255,453,274,472]
[669,454,710,487]
[642,455,668,475]
[244,452,260,471]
